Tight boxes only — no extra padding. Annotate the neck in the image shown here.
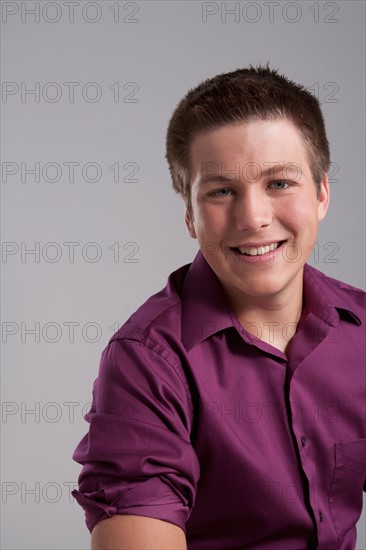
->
[222,274,304,353]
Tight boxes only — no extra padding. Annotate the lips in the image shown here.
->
[230,240,287,256]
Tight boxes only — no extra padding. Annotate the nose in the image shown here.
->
[234,188,272,232]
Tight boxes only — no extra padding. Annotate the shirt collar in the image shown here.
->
[180,251,363,352]
[180,251,238,351]
[302,263,363,327]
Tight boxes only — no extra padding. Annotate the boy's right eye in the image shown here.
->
[209,188,233,197]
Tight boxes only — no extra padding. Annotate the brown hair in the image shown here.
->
[165,64,330,213]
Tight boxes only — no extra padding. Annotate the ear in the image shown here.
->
[185,208,197,239]
[317,174,330,222]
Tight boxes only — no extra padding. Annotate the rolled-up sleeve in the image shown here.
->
[71,338,200,534]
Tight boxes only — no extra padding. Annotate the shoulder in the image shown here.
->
[109,261,192,350]
[307,263,365,299]
[91,261,196,415]
[305,264,366,321]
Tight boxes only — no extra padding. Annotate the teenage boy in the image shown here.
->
[72,65,365,550]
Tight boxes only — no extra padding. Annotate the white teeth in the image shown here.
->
[238,242,280,256]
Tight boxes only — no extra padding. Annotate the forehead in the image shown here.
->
[188,119,314,187]
[190,119,309,166]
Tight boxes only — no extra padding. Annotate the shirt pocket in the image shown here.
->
[328,438,366,541]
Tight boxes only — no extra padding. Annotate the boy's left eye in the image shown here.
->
[269,180,290,190]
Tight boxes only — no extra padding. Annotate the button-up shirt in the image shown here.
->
[72,251,366,549]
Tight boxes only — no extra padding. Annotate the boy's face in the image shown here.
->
[185,119,330,303]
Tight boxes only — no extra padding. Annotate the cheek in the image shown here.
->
[282,196,318,225]
[195,205,227,235]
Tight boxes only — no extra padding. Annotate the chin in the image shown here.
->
[235,276,289,298]
[243,285,284,298]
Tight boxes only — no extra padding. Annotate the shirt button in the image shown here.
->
[301,436,306,447]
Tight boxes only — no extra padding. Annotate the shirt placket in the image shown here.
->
[286,311,340,549]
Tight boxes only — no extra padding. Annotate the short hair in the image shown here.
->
[165,64,330,213]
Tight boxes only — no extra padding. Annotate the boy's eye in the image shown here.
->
[269,180,290,190]
[209,188,233,197]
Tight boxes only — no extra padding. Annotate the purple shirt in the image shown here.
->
[72,251,366,549]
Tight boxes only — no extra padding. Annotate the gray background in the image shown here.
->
[1,1,365,548]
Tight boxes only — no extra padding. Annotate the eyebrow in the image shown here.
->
[197,163,300,187]
[198,174,235,187]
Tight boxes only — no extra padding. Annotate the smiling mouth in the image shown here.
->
[230,240,287,256]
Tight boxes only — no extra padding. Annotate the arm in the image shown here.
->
[91,514,187,550]
[72,340,199,541]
